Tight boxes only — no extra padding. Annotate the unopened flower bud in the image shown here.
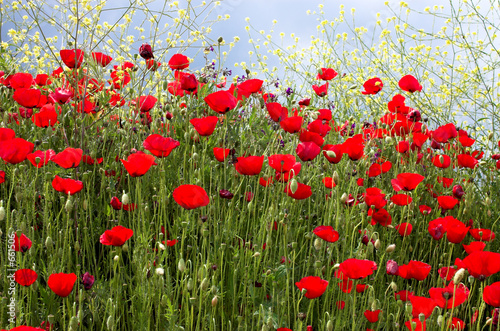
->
[453,268,465,285]
[374,239,381,250]
[211,296,218,307]
[326,320,333,331]
[332,171,339,185]
[0,204,5,221]
[326,150,336,159]
[390,281,398,291]
[155,267,164,276]
[200,278,209,291]
[178,257,186,273]
[340,193,348,203]
[289,178,298,194]
[65,197,73,213]
[385,136,393,144]
[314,238,322,250]
[121,191,130,205]
[106,315,115,330]
[45,236,53,249]
[437,315,443,326]
[386,244,396,253]
[69,316,79,330]
[114,255,119,262]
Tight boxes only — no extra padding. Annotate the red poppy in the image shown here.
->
[82,155,103,165]
[139,43,154,59]
[296,141,321,161]
[371,208,392,227]
[204,90,238,114]
[312,82,328,97]
[92,52,112,67]
[13,88,41,108]
[398,260,431,281]
[431,155,451,168]
[52,147,83,169]
[60,49,84,68]
[234,155,264,176]
[463,241,486,254]
[317,67,338,80]
[391,173,424,192]
[321,144,342,164]
[462,251,500,279]
[295,276,328,299]
[285,181,312,200]
[27,149,56,168]
[395,290,413,302]
[280,116,303,133]
[146,59,161,71]
[361,77,383,95]
[300,129,324,146]
[213,147,231,162]
[356,284,369,293]
[110,70,131,89]
[419,205,432,215]
[100,225,133,246]
[13,233,32,252]
[168,54,189,70]
[448,318,465,330]
[173,184,210,210]
[391,194,412,206]
[0,128,15,141]
[308,119,331,137]
[0,170,5,184]
[338,259,377,279]
[31,104,58,128]
[49,87,73,104]
[429,282,469,309]
[431,123,457,143]
[259,176,274,187]
[405,318,426,331]
[446,218,469,244]
[364,187,387,209]
[51,175,84,195]
[364,310,381,323]
[436,176,454,188]
[143,134,180,158]
[47,272,77,297]
[135,95,157,112]
[14,269,38,287]
[469,228,495,241]
[398,75,422,93]
[456,154,479,169]
[396,223,413,236]
[428,217,448,240]
[110,197,123,210]
[266,102,288,122]
[267,154,294,173]
[322,177,336,188]
[438,266,457,281]
[437,196,459,210]
[277,328,292,331]
[10,72,33,89]
[235,79,263,97]
[338,278,353,293]
[190,116,218,136]
[0,138,35,164]
[409,295,436,319]
[483,281,500,307]
[121,152,156,177]
[313,226,339,243]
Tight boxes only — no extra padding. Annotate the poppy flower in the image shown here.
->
[419,205,432,215]
[391,194,412,206]
[364,310,381,323]
[431,123,457,143]
[322,177,336,188]
[52,147,83,169]
[462,251,500,279]
[110,70,131,89]
[391,173,424,192]
[469,228,495,242]
[447,318,465,330]
[92,52,112,67]
[135,95,157,112]
[296,141,321,161]
[429,282,469,309]
[49,87,73,104]
[395,290,413,302]
[82,155,103,166]
[266,102,288,122]
[143,134,180,158]
[27,149,56,168]
[342,134,365,160]
[409,295,436,319]
[398,260,431,281]
[446,218,469,244]
[436,176,454,188]
[277,329,292,331]
[338,278,353,293]
[13,233,32,253]
[284,181,312,200]
[121,152,156,177]
[0,138,34,164]
[428,217,448,240]
[0,128,15,141]
[313,226,339,243]
[31,104,58,128]
[295,276,328,299]
[13,88,42,108]
[47,272,77,297]
[219,189,234,199]
[190,116,218,136]
[235,79,263,97]
[300,129,324,147]
[0,170,5,184]
[396,223,413,236]
[82,272,95,290]
[268,154,296,173]
[10,72,33,89]
[14,269,38,287]
[139,43,154,59]
[370,208,392,227]
[317,67,338,80]
[399,75,422,93]
[437,196,459,210]
[168,54,189,69]
[338,259,377,279]
[307,119,331,137]
[356,284,369,293]
[361,77,383,95]
[234,155,264,176]
[204,90,237,114]
[483,282,500,307]
[312,82,328,97]
[99,225,133,247]
[51,175,84,195]
[110,197,123,210]
[463,241,486,254]
[60,49,84,68]
[212,147,231,162]
[438,266,457,281]
[173,184,210,210]
[386,260,399,275]
[280,116,303,133]
[431,155,451,168]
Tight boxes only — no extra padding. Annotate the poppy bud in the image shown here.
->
[69,316,79,330]
[65,197,73,213]
[326,320,333,331]
[488,132,494,141]
[0,202,5,221]
[439,155,445,164]
[289,178,298,194]
[122,243,129,252]
[45,236,53,249]
[114,255,119,262]
[418,313,425,322]
[374,239,381,250]
[326,150,336,159]
[187,278,194,291]
[121,191,130,205]
[200,278,209,291]
[453,268,465,285]
[488,210,492,217]
[106,315,115,331]
[385,136,393,144]
[437,315,443,326]
[252,252,261,258]
[178,257,186,273]
[155,267,164,276]
[390,281,398,291]
[340,193,348,203]
[314,238,322,251]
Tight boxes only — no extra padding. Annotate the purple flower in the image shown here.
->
[139,43,154,60]
[82,272,95,290]
[285,87,293,95]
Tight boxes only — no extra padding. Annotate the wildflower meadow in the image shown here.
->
[0,0,499,330]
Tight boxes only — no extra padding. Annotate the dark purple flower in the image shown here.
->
[407,109,421,122]
[82,272,95,290]
[452,185,465,200]
[139,43,154,60]
[219,189,234,199]
[286,87,293,95]
[386,260,399,276]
